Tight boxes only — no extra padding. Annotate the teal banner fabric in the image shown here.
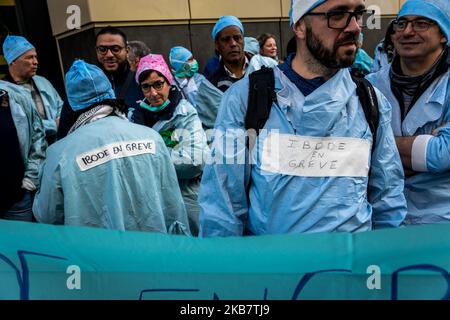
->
[1,220,449,300]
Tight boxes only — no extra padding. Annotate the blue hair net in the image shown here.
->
[2,35,35,65]
[244,37,260,56]
[399,0,450,43]
[290,0,327,27]
[211,16,244,40]
[169,46,193,72]
[66,60,116,112]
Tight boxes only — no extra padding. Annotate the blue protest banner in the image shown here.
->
[1,220,450,300]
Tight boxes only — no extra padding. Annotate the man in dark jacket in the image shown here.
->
[208,16,248,92]
[58,26,143,139]
[95,27,143,109]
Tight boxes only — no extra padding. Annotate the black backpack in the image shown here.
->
[245,66,379,151]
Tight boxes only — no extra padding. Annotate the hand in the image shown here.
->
[432,122,450,136]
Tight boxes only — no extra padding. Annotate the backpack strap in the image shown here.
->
[245,66,277,150]
[351,75,380,154]
[243,69,380,203]
[245,69,380,145]
[244,67,276,199]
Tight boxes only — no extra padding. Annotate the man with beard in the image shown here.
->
[208,16,249,92]
[368,0,450,225]
[198,0,407,237]
[57,27,143,139]
[95,27,143,111]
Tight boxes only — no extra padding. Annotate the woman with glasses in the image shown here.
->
[132,54,209,236]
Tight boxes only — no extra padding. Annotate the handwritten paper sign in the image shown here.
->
[261,133,370,177]
[76,140,156,171]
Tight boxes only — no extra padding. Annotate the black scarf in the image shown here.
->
[390,47,449,120]
[98,61,130,89]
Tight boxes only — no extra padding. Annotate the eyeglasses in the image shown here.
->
[305,9,375,29]
[96,45,125,55]
[393,19,436,32]
[141,80,166,92]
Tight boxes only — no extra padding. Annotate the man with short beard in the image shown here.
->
[94,27,143,112]
[57,27,143,139]
[198,0,407,237]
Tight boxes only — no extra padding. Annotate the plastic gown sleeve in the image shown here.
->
[170,105,209,180]
[368,91,407,228]
[42,119,58,136]
[198,81,251,237]
[4,86,47,189]
[32,150,64,224]
[195,79,223,129]
[156,136,193,235]
[35,76,63,136]
[424,121,450,173]
[25,105,47,188]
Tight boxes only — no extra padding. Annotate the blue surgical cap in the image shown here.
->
[2,35,35,65]
[399,0,450,43]
[211,16,244,40]
[244,37,260,56]
[169,46,193,72]
[66,60,116,112]
[290,0,328,27]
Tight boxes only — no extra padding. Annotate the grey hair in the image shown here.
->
[127,40,151,59]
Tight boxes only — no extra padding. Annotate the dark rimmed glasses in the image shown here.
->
[141,80,166,92]
[305,9,376,29]
[96,45,125,55]
[392,19,436,32]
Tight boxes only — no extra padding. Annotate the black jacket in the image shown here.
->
[207,62,244,93]
[102,62,143,112]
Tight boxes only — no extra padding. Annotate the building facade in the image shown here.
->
[1,0,408,97]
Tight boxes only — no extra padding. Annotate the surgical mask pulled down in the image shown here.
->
[140,99,171,112]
